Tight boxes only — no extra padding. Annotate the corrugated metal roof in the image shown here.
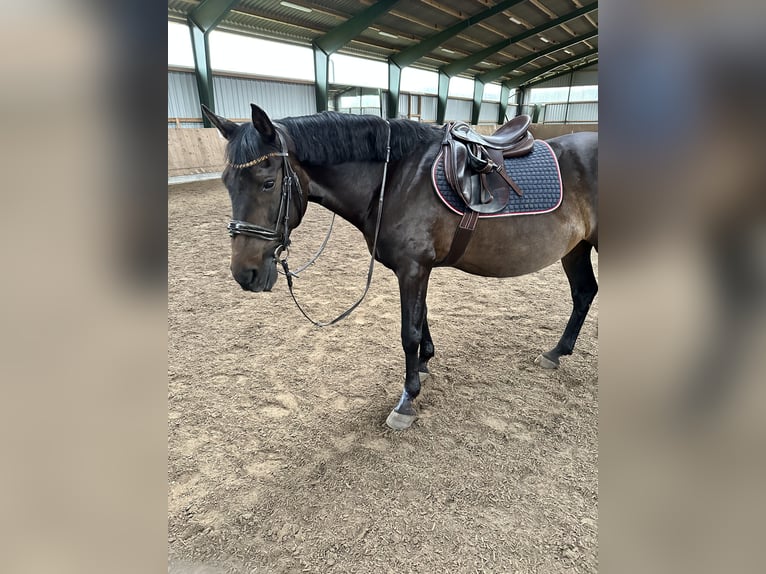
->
[169,1,598,85]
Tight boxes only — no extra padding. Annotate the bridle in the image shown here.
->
[224,120,392,328]
[226,129,304,260]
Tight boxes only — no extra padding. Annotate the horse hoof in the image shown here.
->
[535,353,559,369]
[418,370,430,382]
[386,409,417,430]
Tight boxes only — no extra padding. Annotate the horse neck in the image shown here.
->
[300,162,388,234]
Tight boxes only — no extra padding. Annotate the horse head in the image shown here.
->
[202,104,307,292]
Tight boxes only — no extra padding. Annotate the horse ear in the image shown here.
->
[250,104,276,143]
[201,104,237,140]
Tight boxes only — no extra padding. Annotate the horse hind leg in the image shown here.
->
[536,240,598,369]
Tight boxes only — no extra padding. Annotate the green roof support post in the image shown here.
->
[312,0,402,113]
[436,71,449,124]
[313,46,331,114]
[386,64,402,119]
[498,83,511,124]
[187,0,238,127]
[471,79,485,125]
[386,0,527,119]
[531,104,541,123]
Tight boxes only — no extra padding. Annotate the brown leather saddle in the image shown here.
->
[440,115,534,214]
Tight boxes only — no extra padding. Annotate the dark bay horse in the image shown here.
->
[202,104,598,430]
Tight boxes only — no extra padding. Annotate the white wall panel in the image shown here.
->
[478,102,499,124]
[540,101,598,124]
[213,75,315,120]
[168,71,200,118]
[420,96,437,122]
[168,70,315,122]
[532,65,598,89]
[444,98,471,122]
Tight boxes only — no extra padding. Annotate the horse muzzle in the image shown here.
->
[231,258,278,292]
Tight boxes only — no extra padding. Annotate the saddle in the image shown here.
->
[440,115,534,214]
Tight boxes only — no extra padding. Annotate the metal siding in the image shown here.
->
[572,69,598,87]
[541,103,567,123]
[168,70,201,119]
[168,70,316,122]
[531,74,572,90]
[398,93,409,118]
[478,102,499,124]
[444,98,471,122]
[168,121,204,129]
[213,76,316,120]
[531,67,598,90]
[565,101,598,123]
[335,107,382,116]
[539,102,598,124]
[409,96,419,115]
[420,96,437,122]
[503,103,519,122]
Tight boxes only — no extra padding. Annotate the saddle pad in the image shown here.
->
[431,139,563,218]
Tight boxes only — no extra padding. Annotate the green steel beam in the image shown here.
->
[444,2,596,124]
[442,42,512,80]
[188,0,237,30]
[390,0,526,68]
[522,58,598,89]
[441,2,597,80]
[471,32,596,123]
[504,49,598,90]
[387,0,526,118]
[188,0,238,126]
[477,30,598,85]
[313,0,401,112]
[314,0,401,54]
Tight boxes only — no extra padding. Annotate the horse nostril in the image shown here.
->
[232,268,256,289]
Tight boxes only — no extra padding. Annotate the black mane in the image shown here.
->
[226,111,442,167]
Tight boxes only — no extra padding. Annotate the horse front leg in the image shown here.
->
[386,264,431,430]
[419,307,435,380]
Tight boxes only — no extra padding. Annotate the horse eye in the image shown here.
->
[263,180,276,190]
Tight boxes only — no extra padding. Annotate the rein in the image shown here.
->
[227,121,392,328]
[280,120,392,327]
